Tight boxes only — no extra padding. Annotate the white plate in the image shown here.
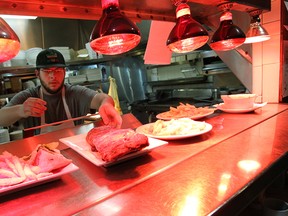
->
[60,133,168,167]
[156,109,215,120]
[0,163,79,196]
[217,102,267,113]
[136,122,213,140]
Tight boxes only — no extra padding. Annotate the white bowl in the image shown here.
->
[221,94,257,109]
[25,47,43,65]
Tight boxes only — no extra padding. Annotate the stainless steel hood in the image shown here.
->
[0,0,271,22]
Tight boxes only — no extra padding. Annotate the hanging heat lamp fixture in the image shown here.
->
[244,10,270,44]
[0,17,20,63]
[210,3,246,51]
[89,0,141,55]
[166,0,209,53]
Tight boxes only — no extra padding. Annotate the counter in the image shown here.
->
[0,104,288,215]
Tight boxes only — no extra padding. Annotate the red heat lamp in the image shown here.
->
[166,0,209,53]
[0,17,20,63]
[244,10,270,44]
[210,3,246,51]
[89,0,141,55]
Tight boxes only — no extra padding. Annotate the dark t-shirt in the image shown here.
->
[5,84,96,131]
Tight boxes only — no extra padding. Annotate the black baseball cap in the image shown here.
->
[36,49,66,68]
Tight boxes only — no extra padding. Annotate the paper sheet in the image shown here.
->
[144,20,175,65]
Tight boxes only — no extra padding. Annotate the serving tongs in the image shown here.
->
[23,113,101,132]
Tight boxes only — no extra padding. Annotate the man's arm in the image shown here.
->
[0,97,47,127]
[90,93,122,128]
[90,92,115,110]
[0,105,25,127]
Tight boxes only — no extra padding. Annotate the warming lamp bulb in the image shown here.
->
[0,17,20,63]
[210,4,246,51]
[244,10,270,44]
[89,0,141,55]
[167,1,209,53]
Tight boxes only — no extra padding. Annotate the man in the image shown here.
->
[0,49,122,135]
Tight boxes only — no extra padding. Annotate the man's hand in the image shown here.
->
[99,103,122,128]
[20,97,47,118]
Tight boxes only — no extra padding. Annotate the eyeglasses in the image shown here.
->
[40,68,65,74]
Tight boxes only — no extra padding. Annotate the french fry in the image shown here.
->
[23,164,37,180]
[159,103,214,119]
[36,172,53,179]
[0,176,25,187]
[4,158,18,176]
[0,169,18,178]
[12,156,26,178]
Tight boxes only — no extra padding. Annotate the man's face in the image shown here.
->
[38,67,65,94]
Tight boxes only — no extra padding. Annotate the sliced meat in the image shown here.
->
[86,126,149,162]
[24,143,72,173]
[86,126,116,151]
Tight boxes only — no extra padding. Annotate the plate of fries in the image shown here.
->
[156,103,215,120]
[136,118,213,140]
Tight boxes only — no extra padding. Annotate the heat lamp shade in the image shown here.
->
[210,12,246,51]
[167,18,209,53]
[0,18,20,63]
[166,2,209,54]
[89,4,141,55]
[244,23,270,43]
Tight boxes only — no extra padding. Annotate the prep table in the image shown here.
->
[0,104,288,215]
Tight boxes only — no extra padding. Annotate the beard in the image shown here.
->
[39,78,64,94]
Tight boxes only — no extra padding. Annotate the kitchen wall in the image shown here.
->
[252,0,281,103]
[5,18,150,51]
[3,4,284,104]
[6,18,95,50]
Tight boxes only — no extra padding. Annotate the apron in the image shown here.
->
[39,87,75,134]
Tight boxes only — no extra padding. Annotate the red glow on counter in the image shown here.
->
[237,160,261,172]
[179,195,200,216]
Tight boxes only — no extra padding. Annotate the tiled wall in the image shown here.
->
[252,0,281,103]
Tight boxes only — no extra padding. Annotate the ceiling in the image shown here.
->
[0,0,271,23]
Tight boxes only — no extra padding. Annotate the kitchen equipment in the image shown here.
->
[49,47,72,61]
[0,128,10,143]
[25,47,43,65]
[167,0,209,53]
[23,113,101,133]
[210,3,246,51]
[245,9,270,44]
[263,198,288,216]
[10,50,27,66]
[0,17,20,63]
[108,56,147,104]
[89,0,141,55]
[9,130,23,141]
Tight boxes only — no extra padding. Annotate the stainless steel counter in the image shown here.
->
[0,104,288,215]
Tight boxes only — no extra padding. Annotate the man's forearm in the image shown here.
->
[0,105,23,127]
[91,93,114,110]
